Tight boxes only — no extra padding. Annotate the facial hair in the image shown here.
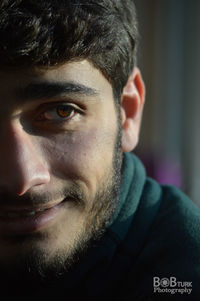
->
[0,123,123,295]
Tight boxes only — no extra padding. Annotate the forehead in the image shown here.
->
[0,60,114,107]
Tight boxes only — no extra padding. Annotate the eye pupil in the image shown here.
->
[57,106,72,118]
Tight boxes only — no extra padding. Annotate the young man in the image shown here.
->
[0,1,199,299]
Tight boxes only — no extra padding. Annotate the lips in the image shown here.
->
[0,207,48,218]
[0,200,64,235]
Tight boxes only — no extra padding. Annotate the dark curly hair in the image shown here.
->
[0,0,138,101]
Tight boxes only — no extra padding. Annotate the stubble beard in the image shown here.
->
[0,124,123,291]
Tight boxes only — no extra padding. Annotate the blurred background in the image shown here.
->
[134,0,200,205]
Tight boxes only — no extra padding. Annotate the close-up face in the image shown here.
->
[0,60,123,278]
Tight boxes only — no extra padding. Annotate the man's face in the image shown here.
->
[0,60,122,278]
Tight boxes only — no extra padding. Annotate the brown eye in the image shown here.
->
[56,105,73,118]
[37,104,76,121]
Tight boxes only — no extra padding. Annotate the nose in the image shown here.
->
[0,121,50,195]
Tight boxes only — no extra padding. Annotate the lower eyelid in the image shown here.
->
[34,103,85,123]
[41,108,81,122]
[44,109,74,120]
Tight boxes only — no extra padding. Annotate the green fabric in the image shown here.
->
[86,152,200,300]
[110,152,146,239]
[112,153,200,300]
[74,152,200,300]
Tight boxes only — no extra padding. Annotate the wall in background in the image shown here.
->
[134,0,200,205]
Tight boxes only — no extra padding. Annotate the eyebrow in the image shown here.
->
[17,81,100,102]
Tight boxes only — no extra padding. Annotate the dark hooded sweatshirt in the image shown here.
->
[5,153,200,300]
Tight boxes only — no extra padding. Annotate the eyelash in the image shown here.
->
[36,103,82,123]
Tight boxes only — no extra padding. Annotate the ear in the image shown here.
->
[121,67,145,152]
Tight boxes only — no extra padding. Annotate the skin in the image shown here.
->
[0,60,145,284]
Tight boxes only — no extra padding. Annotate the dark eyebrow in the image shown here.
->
[17,81,99,101]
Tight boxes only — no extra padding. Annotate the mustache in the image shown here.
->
[0,184,86,208]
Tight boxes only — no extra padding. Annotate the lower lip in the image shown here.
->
[0,203,64,235]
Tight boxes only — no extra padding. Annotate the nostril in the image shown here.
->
[16,168,50,196]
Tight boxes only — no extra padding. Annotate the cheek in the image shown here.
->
[41,125,116,182]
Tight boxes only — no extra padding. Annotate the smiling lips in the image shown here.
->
[0,207,48,218]
[0,201,64,235]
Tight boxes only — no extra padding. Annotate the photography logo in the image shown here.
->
[153,277,192,295]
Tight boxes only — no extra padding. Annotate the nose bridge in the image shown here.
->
[7,121,38,166]
[0,121,50,195]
